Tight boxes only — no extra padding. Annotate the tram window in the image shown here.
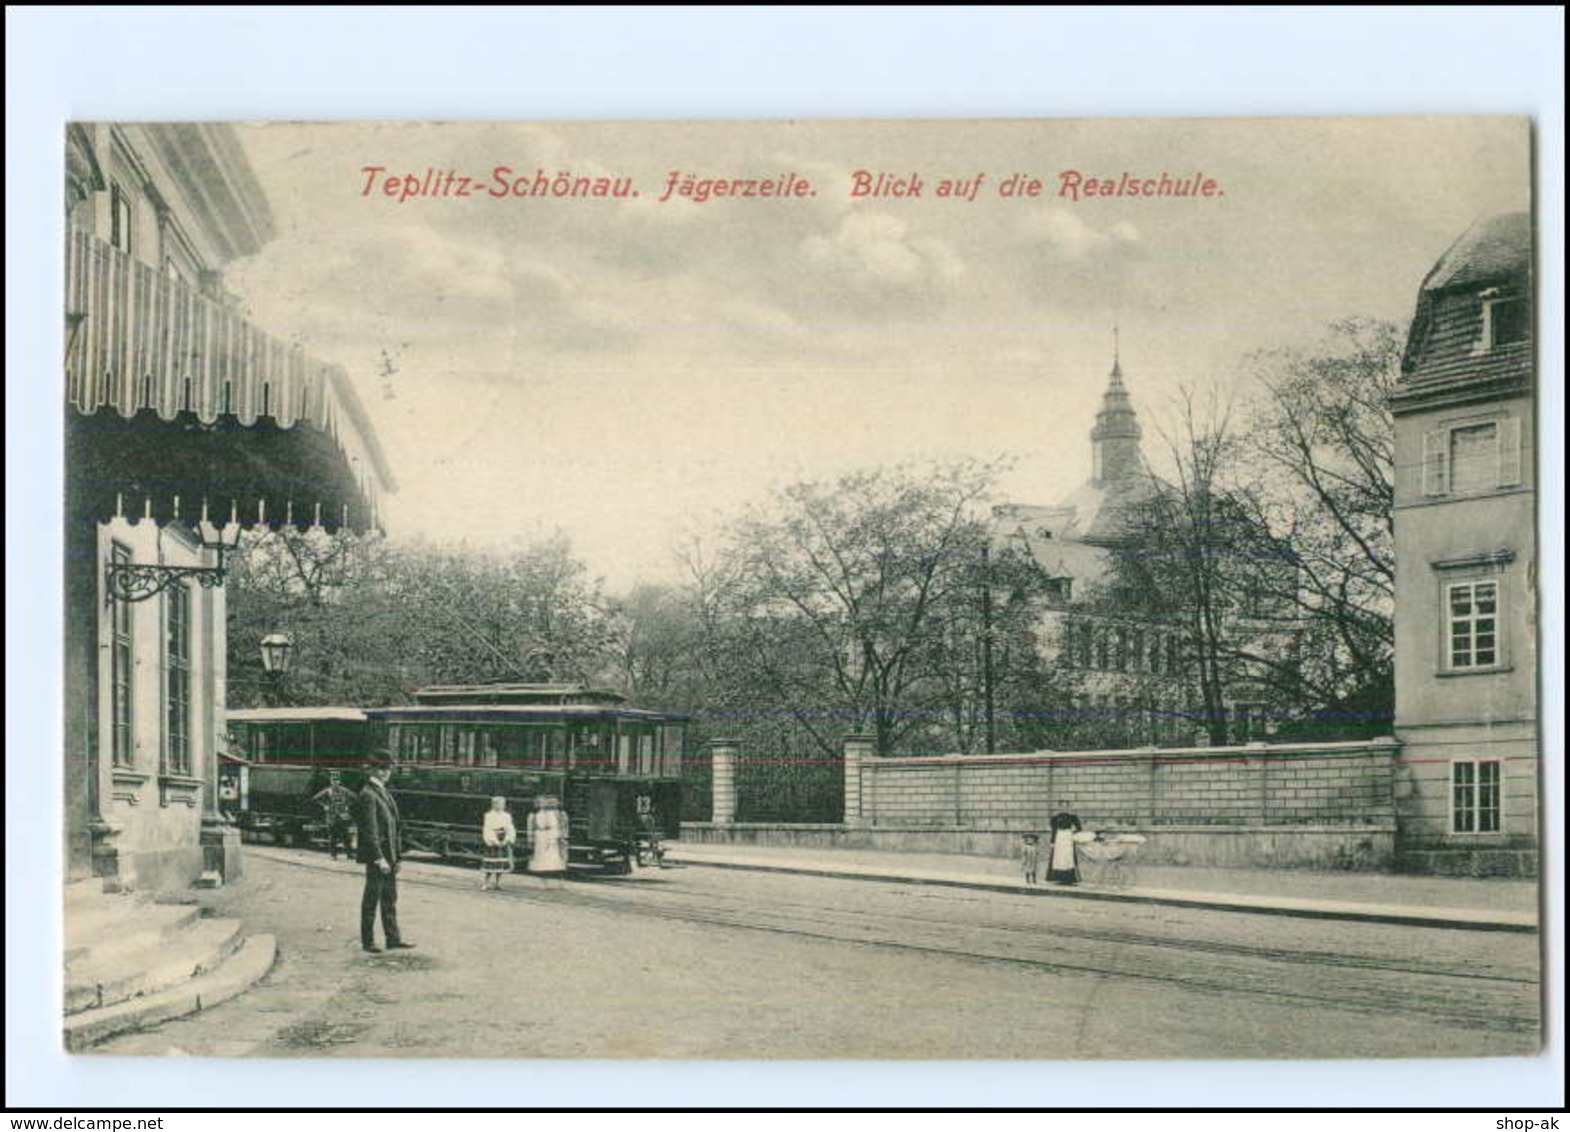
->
[251,728,270,764]
[660,725,684,776]
[637,731,654,775]
[544,727,568,771]
[617,734,632,775]
[456,729,477,767]
[493,726,528,770]
[579,727,609,771]
[278,724,312,764]
[319,723,360,772]
[405,725,440,763]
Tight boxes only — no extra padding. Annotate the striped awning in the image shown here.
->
[64,226,394,532]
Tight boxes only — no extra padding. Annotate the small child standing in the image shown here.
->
[1020,833,1041,885]
[480,796,517,890]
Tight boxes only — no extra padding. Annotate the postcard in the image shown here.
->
[61,117,1539,1060]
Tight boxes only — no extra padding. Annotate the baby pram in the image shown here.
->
[1076,832,1147,888]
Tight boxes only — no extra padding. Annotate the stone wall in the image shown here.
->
[858,740,1399,831]
[686,738,1403,870]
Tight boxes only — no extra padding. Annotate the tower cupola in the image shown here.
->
[1090,332,1143,484]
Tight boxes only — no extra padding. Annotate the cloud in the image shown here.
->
[781,211,963,321]
[1023,209,1143,261]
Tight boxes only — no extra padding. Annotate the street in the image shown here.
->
[94,848,1540,1060]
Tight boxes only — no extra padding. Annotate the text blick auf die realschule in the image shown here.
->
[359,166,1224,204]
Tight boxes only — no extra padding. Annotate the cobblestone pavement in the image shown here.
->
[93,847,1541,1060]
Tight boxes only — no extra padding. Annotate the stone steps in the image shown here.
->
[65,917,246,1014]
[65,934,277,1053]
[63,880,278,1051]
[65,900,202,966]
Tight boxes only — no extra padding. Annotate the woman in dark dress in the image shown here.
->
[1047,806,1083,885]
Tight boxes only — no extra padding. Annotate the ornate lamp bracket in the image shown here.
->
[104,525,243,604]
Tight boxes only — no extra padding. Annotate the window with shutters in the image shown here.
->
[1451,759,1501,834]
[1422,416,1522,496]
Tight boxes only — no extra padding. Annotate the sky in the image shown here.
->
[223,117,1531,591]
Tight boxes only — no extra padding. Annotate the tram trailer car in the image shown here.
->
[225,686,685,872]
[223,707,374,847]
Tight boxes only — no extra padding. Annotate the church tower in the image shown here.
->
[1090,332,1144,485]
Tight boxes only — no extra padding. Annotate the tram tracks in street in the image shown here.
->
[255,847,1540,1037]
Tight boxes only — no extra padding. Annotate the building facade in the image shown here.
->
[1389,212,1538,877]
[64,123,395,890]
[993,351,1289,749]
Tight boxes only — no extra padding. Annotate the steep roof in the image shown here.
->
[1419,212,1531,295]
[1396,211,1533,406]
[1057,473,1160,546]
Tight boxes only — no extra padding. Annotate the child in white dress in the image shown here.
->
[480,797,517,890]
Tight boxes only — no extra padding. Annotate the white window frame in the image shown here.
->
[1433,554,1513,675]
[1474,288,1529,356]
[1423,414,1522,497]
[1445,579,1500,672]
[1449,758,1502,835]
[108,180,135,255]
[163,580,192,776]
[109,542,135,768]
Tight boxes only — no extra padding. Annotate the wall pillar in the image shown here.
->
[842,733,874,826]
[708,738,738,824]
[63,512,103,879]
[199,572,241,886]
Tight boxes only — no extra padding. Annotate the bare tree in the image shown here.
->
[700,459,1024,758]
[1237,317,1398,734]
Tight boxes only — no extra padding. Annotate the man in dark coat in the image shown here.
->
[356,752,414,953]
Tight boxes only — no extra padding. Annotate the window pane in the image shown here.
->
[1491,299,1528,347]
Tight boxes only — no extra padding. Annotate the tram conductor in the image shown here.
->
[357,750,415,953]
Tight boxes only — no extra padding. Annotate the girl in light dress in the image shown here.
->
[480,796,517,890]
[527,795,570,887]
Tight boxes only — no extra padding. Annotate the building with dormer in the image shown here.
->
[1389,212,1538,876]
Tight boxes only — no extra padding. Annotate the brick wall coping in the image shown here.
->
[866,738,1401,769]
[681,820,1399,834]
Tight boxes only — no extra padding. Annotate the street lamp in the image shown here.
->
[260,632,294,676]
[260,632,293,708]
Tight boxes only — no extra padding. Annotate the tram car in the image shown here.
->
[224,684,686,872]
[221,707,372,847]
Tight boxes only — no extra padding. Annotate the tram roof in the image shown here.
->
[225,706,370,723]
[369,704,689,722]
[411,683,628,706]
